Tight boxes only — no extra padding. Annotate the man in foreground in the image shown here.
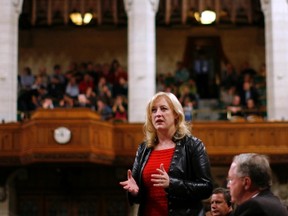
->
[210,187,233,216]
[227,153,288,216]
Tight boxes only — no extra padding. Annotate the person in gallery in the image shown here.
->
[120,91,213,215]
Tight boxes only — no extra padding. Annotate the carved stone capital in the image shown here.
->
[12,0,23,14]
[260,0,270,16]
[124,0,160,15]
[149,0,160,13]
[124,0,133,14]
[0,187,7,202]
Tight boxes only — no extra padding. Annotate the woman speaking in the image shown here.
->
[120,92,213,216]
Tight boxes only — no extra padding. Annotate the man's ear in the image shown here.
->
[243,176,252,190]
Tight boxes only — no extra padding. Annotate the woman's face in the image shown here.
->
[151,97,177,132]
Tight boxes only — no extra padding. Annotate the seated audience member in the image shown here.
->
[183,96,194,122]
[98,84,113,107]
[112,95,127,122]
[75,87,97,109]
[244,98,262,121]
[37,66,50,88]
[220,86,237,108]
[209,187,233,216]
[178,82,198,108]
[50,64,66,87]
[85,87,98,107]
[42,96,54,109]
[113,77,128,97]
[65,76,79,98]
[114,66,128,85]
[107,59,120,85]
[47,75,65,103]
[31,75,44,90]
[17,85,47,113]
[18,66,35,91]
[226,95,244,121]
[86,61,99,84]
[58,94,74,108]
[164,72,175,87]
[227,153,288,216]
[78,73,94,94]
[239,81,259,107]
[76,94,91,108]
[220,62,238,90]
[96,99,113,120]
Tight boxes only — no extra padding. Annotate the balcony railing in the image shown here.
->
[1,108,287,167]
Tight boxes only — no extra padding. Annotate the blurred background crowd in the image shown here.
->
[17,58,266,122]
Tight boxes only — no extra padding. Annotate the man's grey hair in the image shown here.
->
[233,153,272,190]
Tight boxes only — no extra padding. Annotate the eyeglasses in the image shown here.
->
[226,178,232,185]
[226,176,245,185]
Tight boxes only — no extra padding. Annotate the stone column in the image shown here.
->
[261,0,288,120]
[124,0,159,123]
[0,0,23,123]
[0,186,9,216]
[0,169,26,216]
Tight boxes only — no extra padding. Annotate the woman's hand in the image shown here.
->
[151,163,170,188]
[119,169,139,196]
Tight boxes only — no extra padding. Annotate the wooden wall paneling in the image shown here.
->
[113,123,144,165]
[89,121,115,164]
[0,124,22,165]
[192,122,288,161]
[1,109,288,166]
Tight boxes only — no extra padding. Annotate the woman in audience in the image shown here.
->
[112,95,128,122]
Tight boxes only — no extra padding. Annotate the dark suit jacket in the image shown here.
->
[233,189,288,216]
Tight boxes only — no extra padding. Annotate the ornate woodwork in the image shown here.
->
[20,0,263,28]
[1,108,288,214]
[1,108,288,167]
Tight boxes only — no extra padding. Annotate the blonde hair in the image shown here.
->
[143,92,191,148]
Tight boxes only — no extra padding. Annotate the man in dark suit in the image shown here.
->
[227,153,288,216]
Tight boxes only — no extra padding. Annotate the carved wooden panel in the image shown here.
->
[23,0,262,27]
[0,124,21,153]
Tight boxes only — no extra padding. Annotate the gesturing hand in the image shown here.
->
[119,169,139,196]
[151,163,170,188]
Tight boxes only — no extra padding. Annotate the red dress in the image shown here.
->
[142,147,175,216]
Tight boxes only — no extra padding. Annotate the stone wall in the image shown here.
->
[18,26,265,75]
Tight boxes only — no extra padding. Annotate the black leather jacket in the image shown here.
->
[128,135,213,216]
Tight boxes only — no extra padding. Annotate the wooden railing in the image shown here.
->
[1,108,288,167]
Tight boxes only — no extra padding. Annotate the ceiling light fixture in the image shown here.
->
[194,10,216,25]
[70,12,93,26]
